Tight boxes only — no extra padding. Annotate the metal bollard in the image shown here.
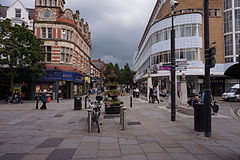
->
[130,96,132,108]
[86,109,93,133]
[85,96,88,109]
[36,97,40,109]
[120,104,123,124]
[57,93,59,103]
[122,107,127,130]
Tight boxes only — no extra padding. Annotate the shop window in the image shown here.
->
[41,27,46,39]
[15,9,21,18]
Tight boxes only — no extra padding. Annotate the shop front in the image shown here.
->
[35,70,84,100]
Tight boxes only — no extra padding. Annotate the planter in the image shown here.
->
[105,103,121,114]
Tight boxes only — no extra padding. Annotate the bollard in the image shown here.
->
[122,107,127,130]
[57,93,59,103]
[36,97,40,109]
[130,96,132,108]
[86,109,93,133]
[120,104,124,124]
[85,96,88,109]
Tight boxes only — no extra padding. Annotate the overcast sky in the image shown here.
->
[1,0,156,67]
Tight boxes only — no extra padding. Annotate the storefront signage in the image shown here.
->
[41,71,84,83]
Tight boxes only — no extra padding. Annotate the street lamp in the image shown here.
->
[170,0,179,121]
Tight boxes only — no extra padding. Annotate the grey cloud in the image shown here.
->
[1,0,156,67]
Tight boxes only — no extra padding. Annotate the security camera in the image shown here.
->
[170,0,179,7]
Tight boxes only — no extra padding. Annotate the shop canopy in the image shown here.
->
[224,63,240,79]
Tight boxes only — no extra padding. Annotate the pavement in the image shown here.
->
[0,96,239,160]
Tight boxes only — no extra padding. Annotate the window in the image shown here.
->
[224,11,233,33]
[235,9,240,31]
[15,9,21,18]
[48,28,52,39]
[214,9,221,17]
[192,24,197,36]
[44,0,47,6]
[180,26,185,37]
[235,0,240,7]
[224,0,232,10]
[55,0,57,6]
[235,33,240,55]
[67,30,70,40]
[62,29,66,39]
[185,24,192,37]
[41,27,46,38]
[46,46,51,62]
[224,34,233,56]
[49,0,52,6]
[60,47,65,62]
[39,0,42,5]
[225,57,233,63]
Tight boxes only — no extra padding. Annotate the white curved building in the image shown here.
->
[133,0,232,96]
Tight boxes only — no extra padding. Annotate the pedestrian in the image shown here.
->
[193,95,200,106]
[153,87,159,103]
[40,89,47,110]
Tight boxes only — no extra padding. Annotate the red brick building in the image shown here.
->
[34,0,93,99]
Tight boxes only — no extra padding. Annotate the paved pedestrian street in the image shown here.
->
[0,96,239,160]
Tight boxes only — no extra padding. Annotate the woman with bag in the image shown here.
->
[40,89,47,110]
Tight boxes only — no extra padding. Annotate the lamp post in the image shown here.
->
[170,0,179,121]
[203,0,211,137]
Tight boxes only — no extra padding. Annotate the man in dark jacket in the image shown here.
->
[40,90,47,110]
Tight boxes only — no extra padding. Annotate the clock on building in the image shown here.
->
[38,8,56,21]
[44,10,51,18]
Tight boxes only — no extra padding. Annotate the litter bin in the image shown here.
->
[135,91,139,98]
[193,103,204,132]
[74,97,82,110]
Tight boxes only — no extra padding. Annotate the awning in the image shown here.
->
[224,63,240,79]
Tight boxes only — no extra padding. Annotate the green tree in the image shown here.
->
[0,19,45,91]
[103,63,114,83]
[121,63,133,87]
[114,63,120,83]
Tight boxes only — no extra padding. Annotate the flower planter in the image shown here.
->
[105,103,121,114]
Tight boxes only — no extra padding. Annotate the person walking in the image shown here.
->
[40,89,47,110]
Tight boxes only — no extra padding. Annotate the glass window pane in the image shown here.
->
[48,28,52,39]
[42,28,46,38]
[192,24,197,36]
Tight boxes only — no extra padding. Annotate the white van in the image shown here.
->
[222,84,240,102]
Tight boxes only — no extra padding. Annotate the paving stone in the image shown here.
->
[146,152,172,160]
[97,149,121,158]
[195,154,224,160]
[97,158,121,160]
[169,153,198,160]
[37,138,64,148]
[0,153,27,160]
[21,154,49,160]
[203,146,240,160]
[165,147,188,153]
[31,147,55,154]
[99,142,119,150]
[73,145,98,159]
[140,143,164,153]
[119,138,138,145]
[45,149,76,160]
[179,143,212,155]
[122,154,147,160]
[120,144,144,155]
[100,137,118,143]
[58,139,81,148]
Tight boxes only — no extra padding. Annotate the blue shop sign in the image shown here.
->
[41,71,84,83]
